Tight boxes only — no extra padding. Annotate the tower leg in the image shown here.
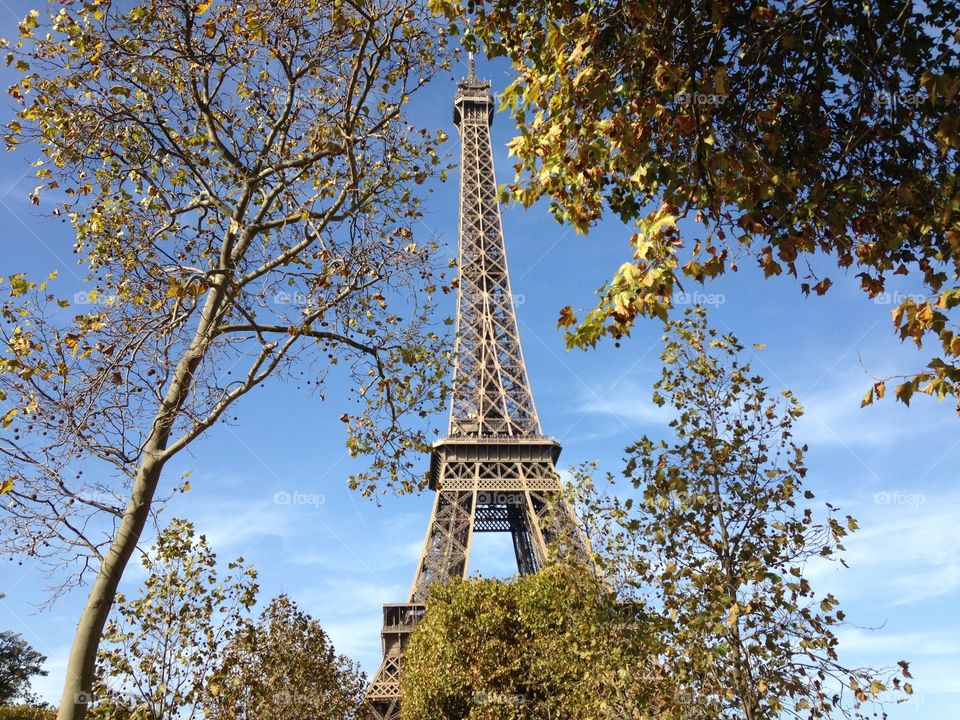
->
[507,494,538,576]
[528,488,591,563]
[363,604,425,720]
[409,490,476,603]
[364,664,401,720]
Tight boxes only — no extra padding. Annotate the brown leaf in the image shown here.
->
[812,278,832,296]
[557,305,578,329]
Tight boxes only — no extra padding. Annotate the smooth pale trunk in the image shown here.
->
[57,285,222,720]
[56,457,164,720]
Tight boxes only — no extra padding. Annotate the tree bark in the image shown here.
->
[57,283,225,720]
[56,455,165,720]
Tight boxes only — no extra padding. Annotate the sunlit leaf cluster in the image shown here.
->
[569,308,913,719]
[401,563,669,720]
[204,594,364,720]
[0,0,451,588]
[433,0,960,410]
[89,521,362,720]
[91,519,259,720]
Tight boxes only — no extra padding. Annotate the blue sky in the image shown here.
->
[0,3,958,717]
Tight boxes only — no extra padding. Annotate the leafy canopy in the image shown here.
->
[1,0,449,583]
[92,519,258,720]
[401,564,668,720]
[2,2,450,716]
[0,627,48,705]
[433,0,960,410]
[205,594,364,720]
[570,308,913,719]
[90,521,363,720]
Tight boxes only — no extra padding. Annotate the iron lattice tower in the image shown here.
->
[362,60,587,720]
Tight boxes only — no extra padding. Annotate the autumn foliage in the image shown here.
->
[433,0,960,410]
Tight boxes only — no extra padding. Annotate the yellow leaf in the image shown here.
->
[647,206,678,236]
[0,478,13,495]
[725,603,740,626]
[1,407,18,428]
[892,305,905,327]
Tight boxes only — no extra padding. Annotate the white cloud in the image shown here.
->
[31,644,71,705]
[803,491,960,609]
[797,386,947,450]
[836,628,960,658]
[833,628,960,701]
[855,515,960,607]
[577,379,671,427]
[292,576,410,670]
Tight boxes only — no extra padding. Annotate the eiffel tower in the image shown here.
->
[361,57,587,720]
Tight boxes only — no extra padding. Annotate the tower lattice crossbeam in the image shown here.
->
[362,60,588,720]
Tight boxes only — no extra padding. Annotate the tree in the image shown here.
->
[91,524,363,720]
[205,594,364,720]
[433,0,960,409]
[0,629,47,704]
[0,1,449,717]
[0,708,56,720]
[91,519,257,720]
[401,564,669,720]
[569,308,912,719]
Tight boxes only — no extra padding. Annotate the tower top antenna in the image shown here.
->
[360,50,590,720]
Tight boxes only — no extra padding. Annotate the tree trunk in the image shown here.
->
[57,282,225,720]
[56,455,165,720]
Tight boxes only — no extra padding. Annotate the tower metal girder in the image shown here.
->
[448,64,539,439]
[361,60,589,719]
